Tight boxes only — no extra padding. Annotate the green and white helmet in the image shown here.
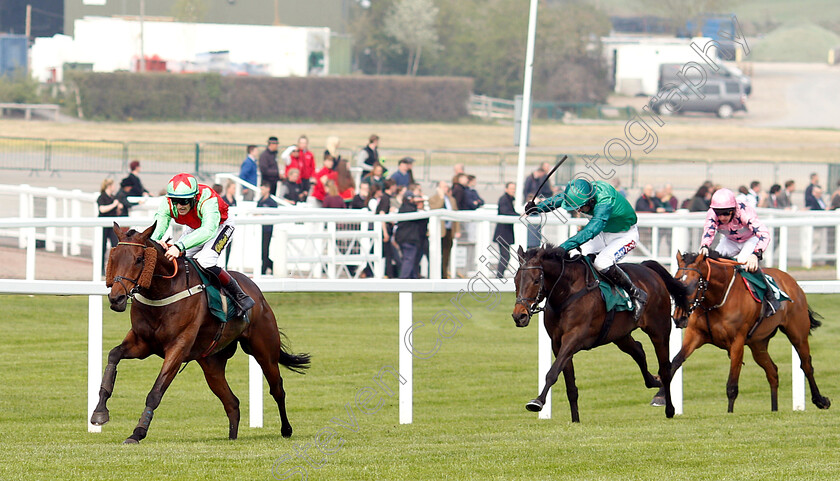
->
[560,178,595,211]
[166,173,199,199]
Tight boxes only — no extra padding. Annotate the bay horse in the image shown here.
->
[669,250,830,412]
[512,245,689,421]
[93,222,310,444]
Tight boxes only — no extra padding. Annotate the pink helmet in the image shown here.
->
[710,188,737,209]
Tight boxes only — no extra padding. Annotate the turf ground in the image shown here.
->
[2,292,840,480]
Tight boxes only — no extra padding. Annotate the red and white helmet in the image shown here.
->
[710,188,737,210]
[166,173,199,199]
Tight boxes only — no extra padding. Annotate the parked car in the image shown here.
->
[652,79,747,118]
[659,62,751,96]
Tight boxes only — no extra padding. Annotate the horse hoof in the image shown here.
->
[123,438,140,445]
[525,399,544,412]
[281,426,293,438]
[815,396,831,409]
[90,410,110,426]
[650,396,666,407]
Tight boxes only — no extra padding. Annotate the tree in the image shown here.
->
[170,0,209,23]
[383,0,441,75]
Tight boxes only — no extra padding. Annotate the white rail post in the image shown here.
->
[476,220,492,277]
[87,295,103,433]
[670,226,688,274]
[70,190,82,256]
[670,324,683,415]
[792,346,805,411]
[800,226,813,269]
[46,187,57,252]
[537,309,551,419]
[428,213,442,280]
[26,227,36,280]
[778,226,788,271]
[276,229,288,278]
[399,292,413,424]
[249,355,264,427]
[18,185,31,248]
[327,221,337,279]
[651,226,659,260]
[62,198,69,257]
[835,224,840,280]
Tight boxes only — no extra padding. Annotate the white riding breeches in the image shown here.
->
[715,236,760,263]
[579,225,640,271]
[178,218,235,269]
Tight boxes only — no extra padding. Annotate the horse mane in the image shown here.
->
[681,250,724,264]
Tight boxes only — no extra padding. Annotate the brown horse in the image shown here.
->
[670,250,830,412]
[92,222,310,444]
[512,245,689,421]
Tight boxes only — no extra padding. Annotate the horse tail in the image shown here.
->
[808,308,823,332]
[278,331,312,375]
[641,260,689,312]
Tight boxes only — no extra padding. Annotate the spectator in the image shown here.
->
[97,178,123,274]
[212,183,224,195]
[322,179,346,208]
[362,163,386,192]
[411,183,430,276]
[335,158,356,205]
[635,184,665,212]
[463,175,485,210]
[805,173,822,210]
[259,136,281,196]
[767,184,783,209]
[283,135,317,193]
[395,193,428,279]
[493,182,516,278]
[429,181,460,279]
[281,168,307,205]
[778,180,795,209]
[735,185,752,208]
[524,167,553,201]
[356,134,382,174]
[325,136,342,165]
[451,163,465,186]
[612,177,628,199]
[378,180,400,278]
[390,157,415,187]
[526,193,543,248]
[451,173,468,209]
[311,155,338,207]
[120,160,150,198]
[221,181,237,207]
[257,180,278,275]
[748,180,765,208]
[657,183,678,211]
[350,182,370,209]
[831,180,840,210]
[239,145,259,200]
[116,177,138,214]
[688,185,712,212]
[810,186,826,210]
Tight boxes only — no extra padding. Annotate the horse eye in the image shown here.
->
[136,256,144,264]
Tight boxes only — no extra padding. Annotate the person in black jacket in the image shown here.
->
[395,193,427,279]
[494,182,517,278]
[120,160,150,198]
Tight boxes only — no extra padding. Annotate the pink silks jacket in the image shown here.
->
[701,201,771,254]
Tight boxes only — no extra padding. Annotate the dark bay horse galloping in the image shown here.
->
[669,250,830,413]
[512,245,688,421]
[93,222,310,444]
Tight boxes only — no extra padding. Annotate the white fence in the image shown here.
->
[0,276,835,433]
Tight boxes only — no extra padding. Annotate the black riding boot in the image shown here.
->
[759,270,781,318]
[208,266,255,318]
[601,265,648,323]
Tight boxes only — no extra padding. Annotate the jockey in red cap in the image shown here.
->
[151,173,255,318]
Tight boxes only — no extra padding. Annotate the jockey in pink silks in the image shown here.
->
[698,188,779,317]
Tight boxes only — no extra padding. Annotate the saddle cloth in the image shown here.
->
[581,256,633,313]
[187,258,238,323]
[737,267,791,304]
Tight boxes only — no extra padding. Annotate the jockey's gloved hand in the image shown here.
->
[745,253,759,272]
[524,201,538,215]
[699,246,709,257]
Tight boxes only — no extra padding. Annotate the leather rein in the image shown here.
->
[677,257,742,333]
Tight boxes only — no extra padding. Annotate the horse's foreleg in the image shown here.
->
[747,340,779,411]
[669,326,707,377]
[91,331,150,426]
[725,336,747,413]
[198,350,240,440]
[562,360,580,423]
[526,340,579,413]
[124,348,187,444]
[614,335,659,389]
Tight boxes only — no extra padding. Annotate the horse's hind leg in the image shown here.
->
[245,339,294,438]
[91,331,151,426]
[725,336,747,413]
[614,335,660,389]
[747,340,779,411]
[647,331,675,418]
[787,330,831,409]
[198,345,240,440]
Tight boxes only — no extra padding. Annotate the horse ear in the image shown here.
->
[140,221,157,240]
[517,245,526,261]
[113,222,123,241]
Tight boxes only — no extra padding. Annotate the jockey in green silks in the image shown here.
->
[525,178,648,322]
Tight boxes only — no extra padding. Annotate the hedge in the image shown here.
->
[65,72,474,122]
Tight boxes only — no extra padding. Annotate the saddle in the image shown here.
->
[580,255,633,313]
[736,266,791,305]
[187,259,248,324]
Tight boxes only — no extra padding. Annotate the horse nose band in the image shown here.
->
[515,265,546,316]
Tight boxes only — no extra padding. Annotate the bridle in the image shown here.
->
[110,241,177,298]
[515,265,548,316]
[676,257,741,332]
[516,255,597,317]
